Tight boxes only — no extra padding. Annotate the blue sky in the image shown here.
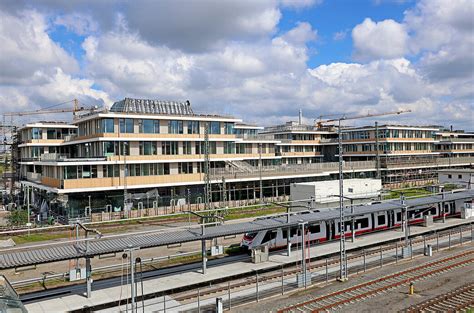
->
[0,0,472,129]
[279,0,414,67]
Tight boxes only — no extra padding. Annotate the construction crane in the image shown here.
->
[315,109,411,282]
[3,99,91,117]
[1,99,97,204]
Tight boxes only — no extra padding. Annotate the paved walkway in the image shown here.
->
[25,217,473,313]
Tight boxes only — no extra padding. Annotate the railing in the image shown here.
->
[438,138,474,143]
[210,160,376,180]
[383,156,474,168]
[235,134,277,141]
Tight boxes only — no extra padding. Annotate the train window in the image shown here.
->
[396,212,401,221]
[245,232,257,239]
[377,215,386,225]
[357,218,369,228]
[430,207,437,215]
[290,227,299,237]
[262,231,277,243]
[282,229,290,239]
[309,224,321,233]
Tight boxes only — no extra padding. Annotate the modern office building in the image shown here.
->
[15,98,474,219]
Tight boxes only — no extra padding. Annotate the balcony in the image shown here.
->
[106,153,277,162]
[26,172,42,183]
[40,153,106,162]
[280,151,322,157]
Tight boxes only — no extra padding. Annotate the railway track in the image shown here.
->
[172,226,469,302]
[403,282,474,312]
[277,249,474,313]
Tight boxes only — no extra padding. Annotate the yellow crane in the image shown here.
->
[3,99,92,117]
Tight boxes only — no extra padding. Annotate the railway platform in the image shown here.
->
[25,217,473,313]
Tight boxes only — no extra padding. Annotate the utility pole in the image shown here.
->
[259,143,263,204]
[222,176,227,207]
[204,123,211,210]
[316,109,411,282]
[375,121,381,179]
[337,119,347,281]
[124,246,140,312]
[123,142,128,212]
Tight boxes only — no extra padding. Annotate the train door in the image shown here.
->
[328,220,334,240]
[449,202,456,215]
[387,210,395,227]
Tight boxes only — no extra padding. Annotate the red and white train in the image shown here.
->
[241,197,465,250]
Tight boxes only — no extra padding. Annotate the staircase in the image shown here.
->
[225,160,256,173]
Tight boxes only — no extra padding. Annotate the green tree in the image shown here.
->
[7,209,28,226]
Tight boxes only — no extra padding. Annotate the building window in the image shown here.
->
[458,174,462,179]
[64,166,77,179]
[160,163,170,175]
[31,146,44,158]
[448,174,452,179]
[140,141,158,155]
[224,123,234,135]
[119,118,134,133]
[187,121,200,134]
[103,142,115,155]
[32,128,42,139]
[195,141,216,154]
[209,121,221,134]
[47,129,57,139]
[178,162,193,174]
[119,142,130,155]
[104,165,119,177]
[168,120,183,134]
[139,119,160,133]
[101,119,114,133]
[183,142,192,154]
[224,142,235,154]
[162,141,179,155]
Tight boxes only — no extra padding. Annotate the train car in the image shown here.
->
[241,196,468,250]
[241,222,326,250]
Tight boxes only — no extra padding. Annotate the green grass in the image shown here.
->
[12,232,69,245]
[3,204,285,244]
[225,206,286,220]
[384,188,433,200]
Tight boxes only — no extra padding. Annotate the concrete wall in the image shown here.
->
[290,178,382,205]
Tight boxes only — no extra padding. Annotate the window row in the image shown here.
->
[100,118,235,135]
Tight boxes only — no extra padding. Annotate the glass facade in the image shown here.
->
[101,119,114,133]
[168,120,183,134]
[187,121,200,134]
[32,128,42,139]
[224,122,234,135]
[119,118,134,133]
[209,121,221,134]
[139,119,160,133]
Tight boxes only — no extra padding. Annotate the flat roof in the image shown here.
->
[0,189,472,269]
[438,169,474,174]
[342,125,440,132]
[19,123,77,131]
